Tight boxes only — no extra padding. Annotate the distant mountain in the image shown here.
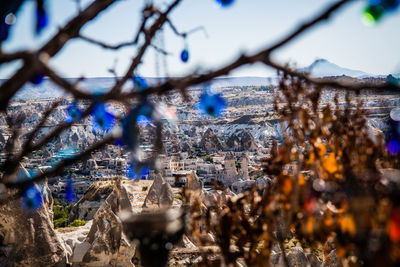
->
[300,59,372,78]
[1,76,273,100]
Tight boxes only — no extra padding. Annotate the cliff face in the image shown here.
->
[0,181,67,266]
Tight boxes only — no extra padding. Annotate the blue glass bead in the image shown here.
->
[180,49,189,63]
[0,20,10,41]
[133,75,148,90]
[122,103,153,149]
[65,102,83,123]
[122,112,139,150]
[137,114,151,127]
[21,185,43,211]
[92,103,115,132]
[387,139,400,155]
[215,0,235,7]
[199,91,227,117]
[126,162,137,180]
[35,5,48,35]
[30,73,44,85]
[371,0,400,11]
[139,166,150,179]
[65,178,75,203]
[115,138,124,147]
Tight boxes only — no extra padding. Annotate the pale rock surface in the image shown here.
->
[202,188,235,208]
[56,220,92,262]
[69,182,114,222]
[70,181,136,266]
[0,181,67,266]
[143,173,174,208]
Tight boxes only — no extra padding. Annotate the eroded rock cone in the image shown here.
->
[237,130,258,151]
[71,180,135,266]
[185,171,203,203]
[187,171,203,192]
[143,173,173,208]
[0,181,67,266]
[199,128,223,152]
[68,181,114,222]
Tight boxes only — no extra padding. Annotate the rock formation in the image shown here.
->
[226,133,241,150]
[69,182,114,222]
[199,128,223,152]
[143,173,174,208]
[0,181,67,266]
[237,130,257,151]
[226,130,257,151]
[202,188,235,208]
[232,180,255,194]
[70,181,135,266]
[187,171,203,192]
[181,141,192,153]
[269,246,323,267]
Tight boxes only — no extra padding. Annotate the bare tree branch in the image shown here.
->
[107,0,182,96]
[78,34,137,50]
[4,134,116,191]
[0,0,117,111]
[166,19,208,39]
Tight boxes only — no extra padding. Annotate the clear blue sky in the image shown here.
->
[1,0,399,79]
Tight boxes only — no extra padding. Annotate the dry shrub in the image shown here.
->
[187,75,400,266]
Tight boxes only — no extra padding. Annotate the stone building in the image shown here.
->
[239,154,249,180]
[223,152,237,186]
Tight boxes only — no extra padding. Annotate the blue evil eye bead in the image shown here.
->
[139,166,150,179]
[0,13,16,41]
[387,139,400,155]
[65,102,83,123]
[65,178,75,203]
[115,138,124,147]
[215,0,235,7]
[122,102,153,149]
[92,103,116,132]
[383,0,400,11]
[126,162,137,180]
[30,73,44,85]
[180,49,189,63]
[122,111,140,150]
[371,0,400,11]
[0,19,10,41]
[137,114,151,127]
[199,91,227,117]
[21,184,43,211]
[35,2,48,35]
[133,75,148,90]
